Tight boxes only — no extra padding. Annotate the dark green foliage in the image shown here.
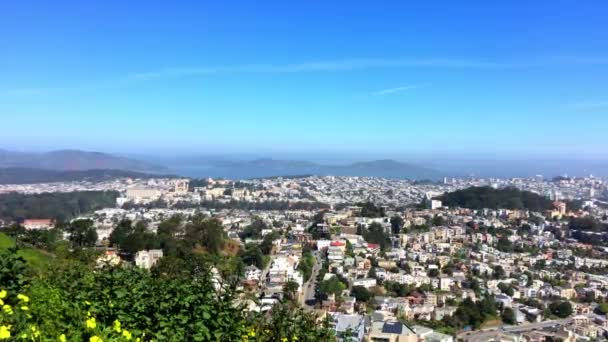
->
[0,191,118,222]
[350,286,372,302]
[431,215,445,226]
[549,301,573,318]
[239,218,269,240]
[498,282,514,296]
[318,276,346,298]
[361,222,391,251]
[568,217,607,232]
[438,186,553,211]
[183,215,227,255]
[390,215,404,234]
[358,202,385,218]
[109,219,159,255]
[297,250,316,281]
[156,214,184,256]
[2,223,62,250]
[66,219,98,248]
[501,307,516,325]
[283,280,299,301]
[1,246,336,341]
[260,231,280,255]
[383,281,413,297]
[443,296,497,330]
[0,247,29,293]
[239,243,267,269]
[496,236,514,252]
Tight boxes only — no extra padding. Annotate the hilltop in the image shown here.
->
[0,149,167,173]
[437,186,555,211]
[0,167,174,184]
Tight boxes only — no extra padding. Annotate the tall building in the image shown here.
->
[174,179,189,194]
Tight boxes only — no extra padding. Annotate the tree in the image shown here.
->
[183,216,226,255]
[260,232,280,255]
[501,307,516,325]
[240,244,266,269]
[359,202,385,218]
[432,215,445,227]
[297,251,316,281]
[493,265,505,279]
[239,218,269,240]
[549,301,573,318]
[283,280,299,301]
[390,216,404,235]
[596,303,608,315]
[496,236,514,252]
[156,215,184,256]
[109,219,134,248]
[362,223,391,251]
[351,286,372,302]
[318,276,346,298]
[66,219,97,247]
[428,268,439,277]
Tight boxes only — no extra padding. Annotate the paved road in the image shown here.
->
[457,317,576,341]
[301,251,323,310]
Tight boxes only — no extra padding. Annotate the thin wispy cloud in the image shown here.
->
[4,55,608,97]
[372,84,428,96]
[126,58,512,81]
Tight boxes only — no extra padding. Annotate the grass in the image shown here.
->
[0,232,52,268]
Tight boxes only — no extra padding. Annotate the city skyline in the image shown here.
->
[1,1,608,157]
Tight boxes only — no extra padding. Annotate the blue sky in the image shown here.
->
[1,1,607,158]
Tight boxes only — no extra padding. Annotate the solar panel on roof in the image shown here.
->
[381,322,403,334]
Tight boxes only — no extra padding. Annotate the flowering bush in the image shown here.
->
[0,248,335,341]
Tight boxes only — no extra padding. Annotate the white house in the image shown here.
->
[135,249,164,269]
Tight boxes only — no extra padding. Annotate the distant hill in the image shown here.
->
[0,168,174,185]
[0,191,119,222]
[197,158,440,180]
[437,186,554,211]
[0,149,167,173]
[332,159,439,179]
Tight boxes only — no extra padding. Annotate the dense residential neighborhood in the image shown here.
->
[2,174,608,341]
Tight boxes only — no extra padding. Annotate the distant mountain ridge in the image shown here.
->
[0,149,167,173]
[0,168,174,185]
[194,158,441,180]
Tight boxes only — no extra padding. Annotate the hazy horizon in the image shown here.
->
[2,1,608,158]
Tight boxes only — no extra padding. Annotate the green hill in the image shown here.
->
[437,186,554,211]
[0,232,52,268]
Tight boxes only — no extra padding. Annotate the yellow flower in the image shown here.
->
[113,319,121,333]
[0,326,10,340]
[0,290,6,299]
[122,330,132,340]
[59,334,67,342]
[20,333,28,339]
[282,338,288,342]
[2,305,12,315]
[0,299,3,306]
[86,317,97,329]
[17,294,29,303]
[248,330,256,337]
[20,306,29,311]
[89,336,102,342]
[85,300,91,305]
